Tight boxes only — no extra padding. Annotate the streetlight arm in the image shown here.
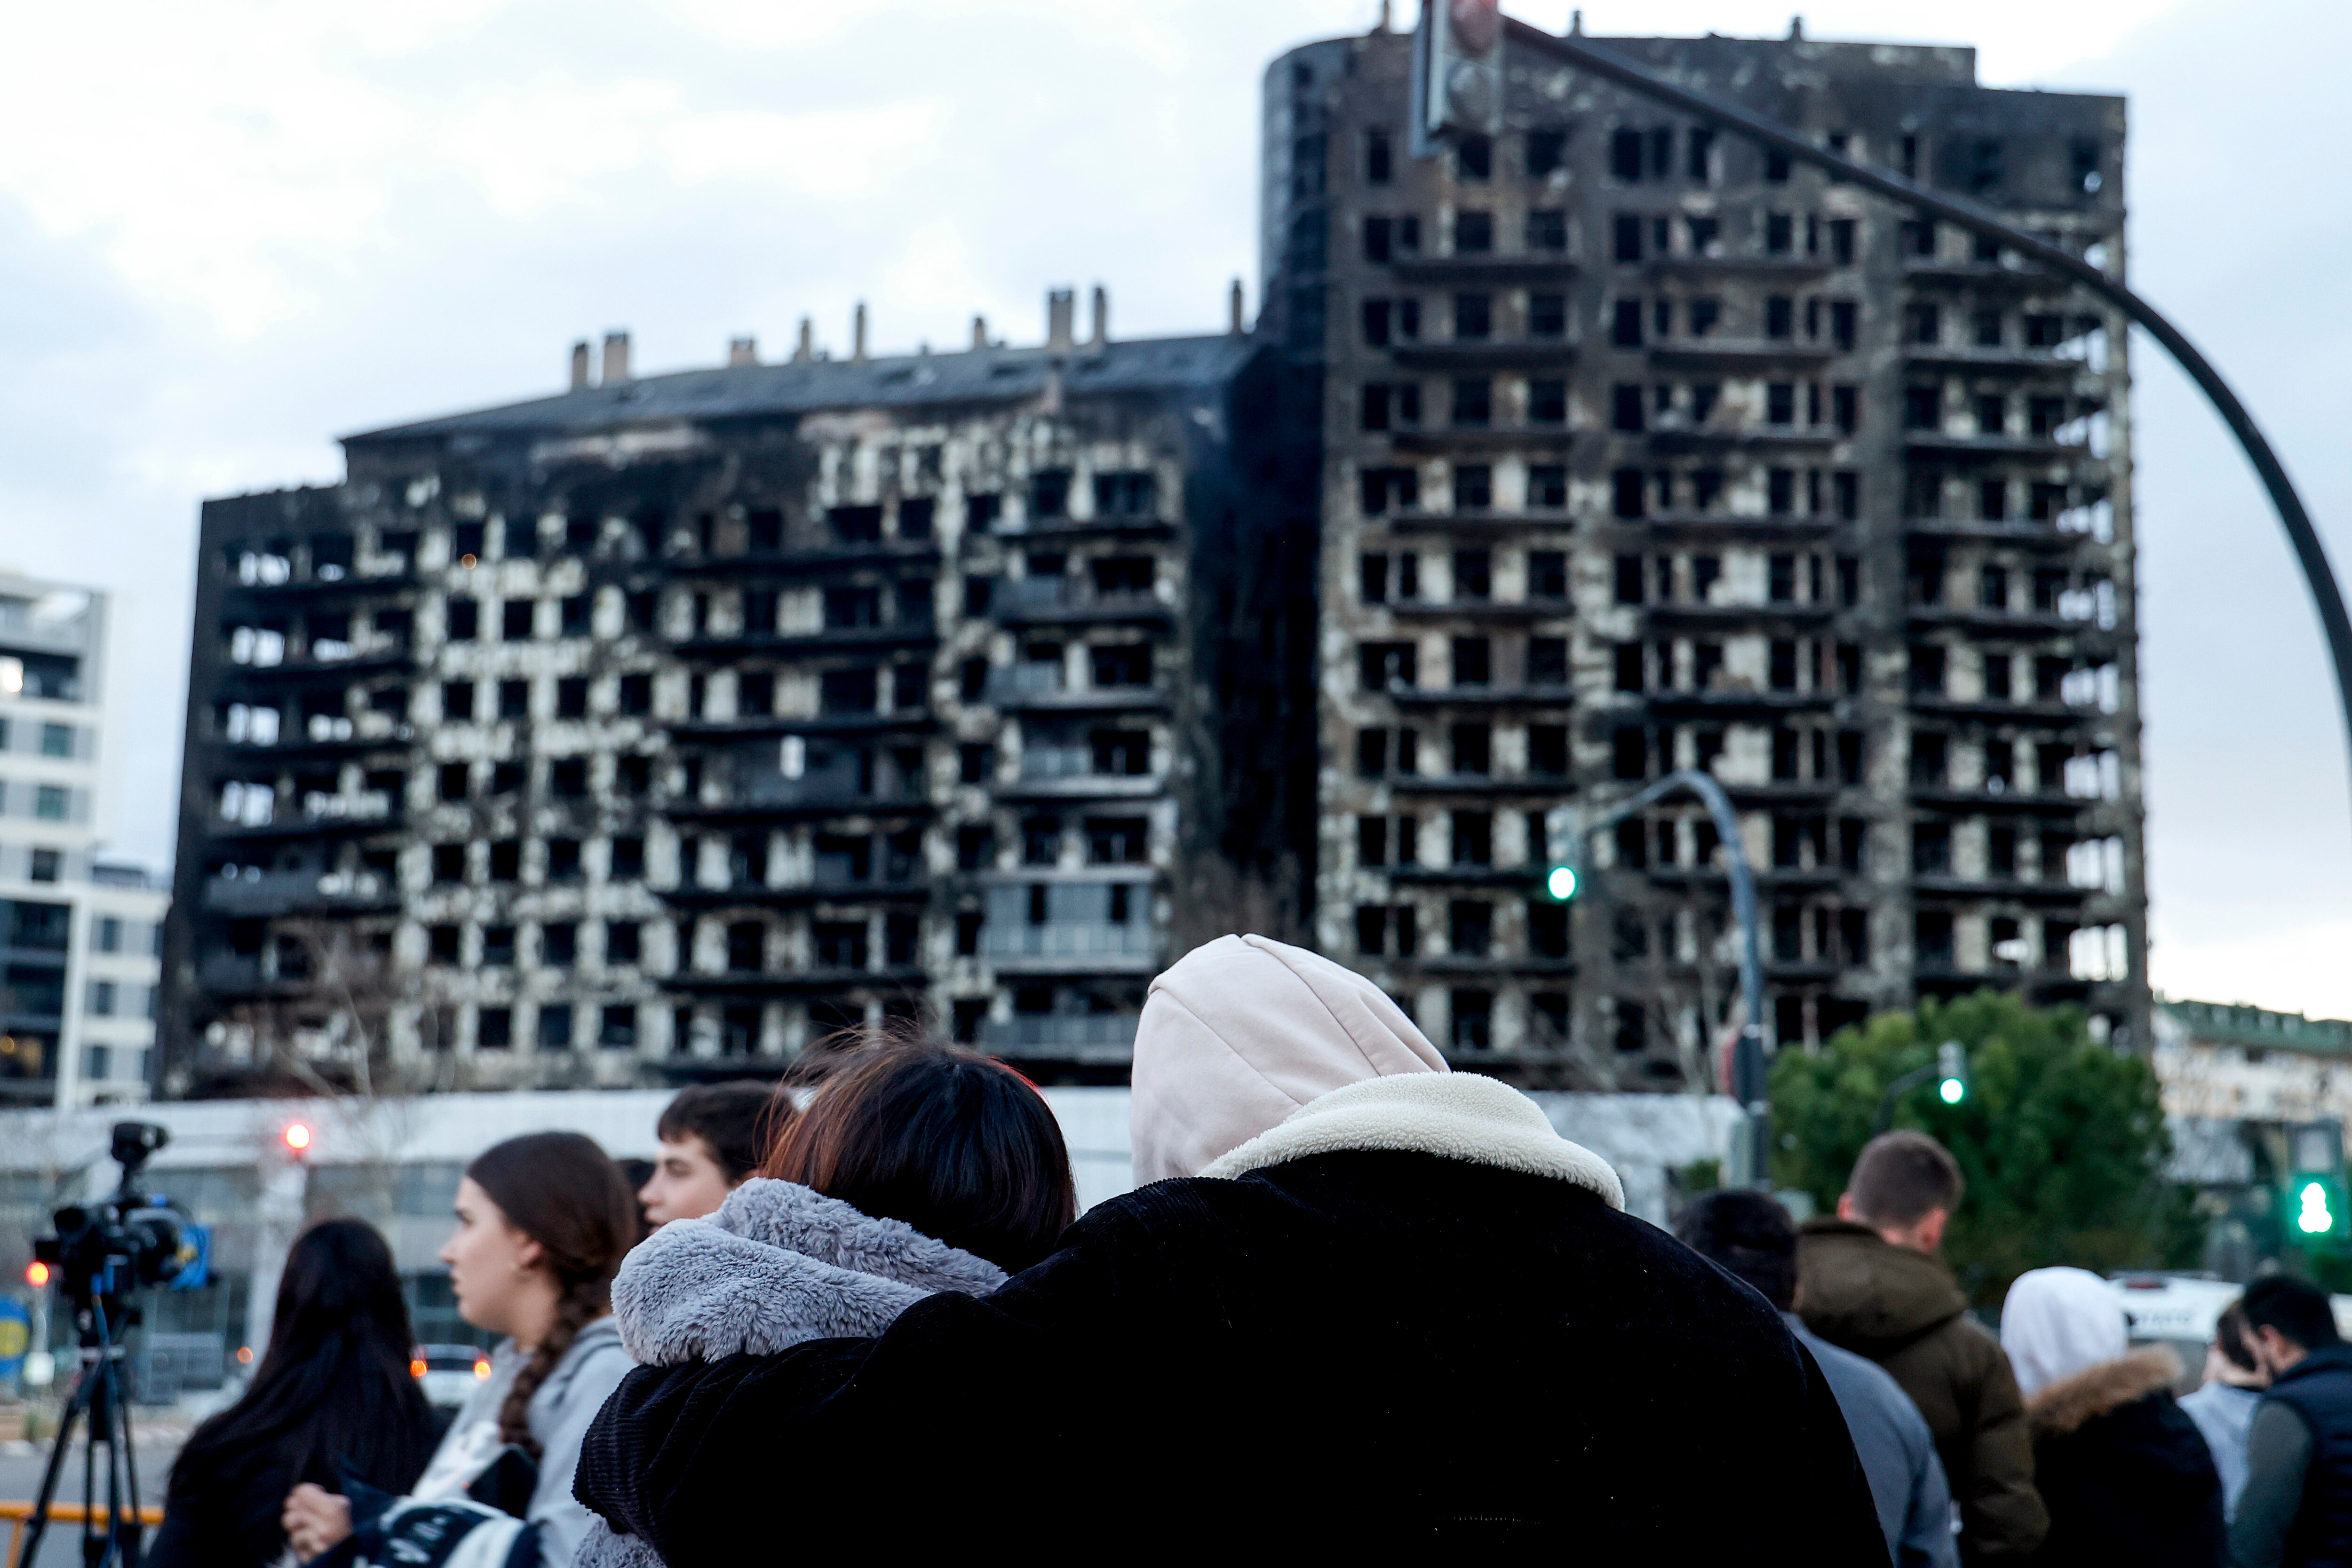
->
[1873,1063,1943,1136]
[1499,15,2352,838]
[1579,768,1764,1041]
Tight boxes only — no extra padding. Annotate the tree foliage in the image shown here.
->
[1771,992,2200,1305]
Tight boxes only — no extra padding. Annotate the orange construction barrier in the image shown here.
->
[0,1499,165,1567]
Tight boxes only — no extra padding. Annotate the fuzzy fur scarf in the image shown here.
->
[1199,1072,1627,1210]
[574,1180,1007,1568]
[2026,1344,2184,1439]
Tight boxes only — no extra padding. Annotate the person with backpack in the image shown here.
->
[281,1131,636,1566]
[150,1218,437,1567]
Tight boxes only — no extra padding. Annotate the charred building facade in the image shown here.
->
[162,297,1313,1094]
[1265,23,2147,1083]
[164,20,2153,1098]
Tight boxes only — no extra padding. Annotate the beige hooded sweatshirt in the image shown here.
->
[1128,934,1624,1206]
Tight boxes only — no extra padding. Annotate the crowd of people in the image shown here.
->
[124,932,2352,1565]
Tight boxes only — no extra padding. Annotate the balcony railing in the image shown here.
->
[982,1013,1140,1052]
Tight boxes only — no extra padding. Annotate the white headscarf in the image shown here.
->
[2001,1266,2129,1397]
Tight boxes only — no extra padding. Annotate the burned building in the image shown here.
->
[161,292,1314,1094]
[1264,21,2148,1082]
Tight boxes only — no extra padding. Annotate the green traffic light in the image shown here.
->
[1938,1078,1965,1105]
[2299,1180,2336,1236]
[1545,865,1578,902]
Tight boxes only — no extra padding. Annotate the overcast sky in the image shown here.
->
[4,0,2344,1015]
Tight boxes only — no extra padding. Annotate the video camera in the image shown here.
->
[32,1121,198,1311]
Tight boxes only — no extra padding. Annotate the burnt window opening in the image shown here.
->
[1765,147,1791,183]
[1766,212,1794,255]
[1527,637,1567,688]
[1689,297,1721,337]
[1359,382,1422,431]
[1094,472,1157,518]
[1963,138,2005,193]
[1027,472,1072,521]
[1366,127,1394,183]
[1609,128,1645,182]
[1451,636,1491,688]
[1359,467,1419,516]
[1611,468,1646,520]
[829,505,883,545]
[1452,722,1492,776]
[1527,127,1567,178]
[498,679,530,720]
[1611,298,1645,348]
[1526,209,1567,252]
[1451,378,1492,427]
[1449,901,1493,957]
[1530,293,1566,338]
[1455,133,1492,181]
[1614,554,1646,605]
[1451,809,1493,865]
[1454,293,1492,341]
[1612,213,1643,262]
[1090,729,1151,776]
[1529,379,1567,425]
[1454,210,1493,253]
[1529,724,1568,776]
[1453,467,1493,512]
[1765,296,1795,340]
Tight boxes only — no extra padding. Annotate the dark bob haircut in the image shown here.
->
[764,1037,1077,1274]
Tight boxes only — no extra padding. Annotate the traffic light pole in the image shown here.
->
[1494,14,2352,839]
[1576,769,1770,1188]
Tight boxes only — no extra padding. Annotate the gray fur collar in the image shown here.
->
[610,1177,1004,1365]
[579,1180,1004,1568]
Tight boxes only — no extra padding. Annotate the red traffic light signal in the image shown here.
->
[25,1261,49,1289]
[282,1122,313,1156]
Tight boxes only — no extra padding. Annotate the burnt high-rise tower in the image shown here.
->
[1264,21,2145,1084]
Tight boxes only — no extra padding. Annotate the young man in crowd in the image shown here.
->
[636,1081,788,1227]
[1800,1130,2047,1563]
[2232,1274,2352,1568]
[1680,1189,1958,1567]
[2179,1302,2267,1521]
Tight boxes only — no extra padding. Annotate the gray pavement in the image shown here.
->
[0,1431,184,1568]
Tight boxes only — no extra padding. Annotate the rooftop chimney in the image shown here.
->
[853,302,869,363]
[793,317,815,364]
[1089,285,1109,349]
[1229,278,1247,336]
[1046,288,1076,353]
[727,336,759,367]
[602,331,632,385]
[570,340,591,392]
[1789,15,1804,38]
[971,314,989,350]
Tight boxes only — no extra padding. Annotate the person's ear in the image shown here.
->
[1915,1206,1949,1252]
[1835,1192,1859,1222]
[511,1232,547,1275]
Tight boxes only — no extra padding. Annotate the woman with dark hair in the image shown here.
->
[282,1131,636,1567]
[574,1034,1073,1567]
[148,1218,435,1567]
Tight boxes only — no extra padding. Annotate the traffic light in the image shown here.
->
[1935,1040,1969,1106]
[1544,864,1580,903]
[24,1261,48,1290]
[1412,0,1505,154]
[282,1121,313,1158]
[2286,1122,2350,1250]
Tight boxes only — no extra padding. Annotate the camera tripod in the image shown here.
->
[20,1295,145,1568]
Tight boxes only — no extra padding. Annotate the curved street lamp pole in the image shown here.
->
[1577,769,1770,1188]
[1501,15,2352,826]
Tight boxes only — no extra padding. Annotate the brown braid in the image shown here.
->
[464,1132,636,1459]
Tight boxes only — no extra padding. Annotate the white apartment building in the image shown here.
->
[0,571,167,1106]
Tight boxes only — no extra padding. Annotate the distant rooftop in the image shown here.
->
[2162,998,2352,1055]
[343,332,1259,449]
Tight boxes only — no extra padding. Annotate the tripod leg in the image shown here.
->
[19,1362,94,1567]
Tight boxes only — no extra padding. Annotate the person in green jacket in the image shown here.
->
[1800,1131,2050,1565]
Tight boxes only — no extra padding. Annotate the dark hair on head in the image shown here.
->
[2241,1274,2344,1354]
[1675,1190,1799,1312]
[764,1035,1076,1274]
[656,1080,794,1184]
[2217,1303,2261,1374]
[1847,1130,1965,1227]
[466,1132,637,1457]
[165,1219,435,1562]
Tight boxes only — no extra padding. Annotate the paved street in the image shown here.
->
[0,1430,184,1568]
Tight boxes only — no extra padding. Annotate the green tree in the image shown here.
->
[1771,992,2201,1306]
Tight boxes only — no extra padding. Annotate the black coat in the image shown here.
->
[2025,1347,2225,1568]
[577,1149,1884,1558]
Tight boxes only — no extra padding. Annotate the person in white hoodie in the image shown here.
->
[577,934,1886,1562]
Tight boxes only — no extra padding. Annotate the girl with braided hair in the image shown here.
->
[283,1131,637,1567]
